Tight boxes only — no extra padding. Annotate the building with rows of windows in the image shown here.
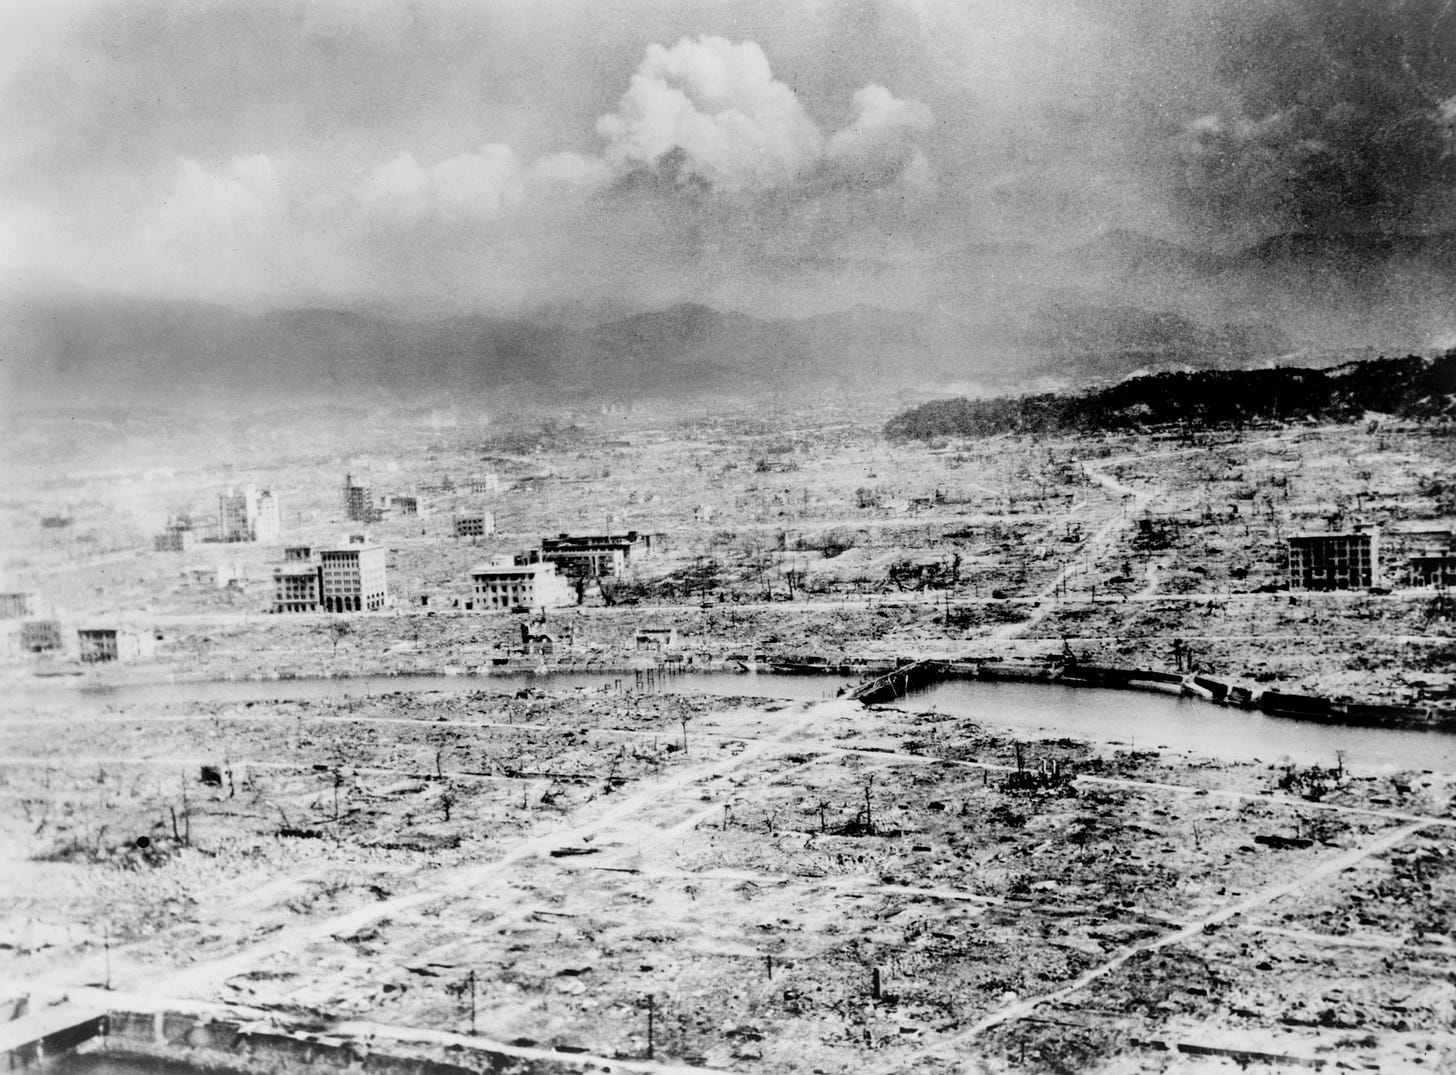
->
[272,564,323,613]
[320,539,389,612]
[1287,529,1380,591]
[469,557,572,611]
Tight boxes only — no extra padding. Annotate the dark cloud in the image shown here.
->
[2,0,1454,317]
[1175,0,1456,234]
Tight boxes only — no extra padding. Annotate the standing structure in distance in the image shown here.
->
[1287,528,1380,591]
[454,512,495,539]
[0,592,38,619]
[77,627,151,663]
[470,557,573,611]
[319,537,389,612]
[534,531,653,580]
[216,485,280,543]
[343,474,378,523]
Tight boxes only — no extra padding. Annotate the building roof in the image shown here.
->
[471,560,559,576]
[321,542,383,555]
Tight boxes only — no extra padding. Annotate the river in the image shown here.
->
[6,671,1452,772]
[886,678,1456,772]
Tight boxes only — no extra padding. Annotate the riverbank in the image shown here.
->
[7,582,1450,715]
[11,640,1451,740]
[3,680,1456,1073]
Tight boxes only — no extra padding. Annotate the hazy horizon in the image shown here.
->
[2,1,1455,413]
[1,1,1452,318]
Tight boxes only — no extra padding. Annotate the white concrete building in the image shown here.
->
[454,513,495,538]
[320,540,389,612]
[470,558,572,611]
[216,485,280,543]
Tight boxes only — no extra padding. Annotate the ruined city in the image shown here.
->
[3,3,1456,1074]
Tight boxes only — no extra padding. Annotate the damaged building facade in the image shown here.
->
[1287,529,1380,591]
[470,558,573,611]
[216,485,280,543]
[533,531,654,580]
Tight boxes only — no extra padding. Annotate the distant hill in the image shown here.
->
[5,224,1455,410]
[883,353,1456,441]
[6,287,1291,411]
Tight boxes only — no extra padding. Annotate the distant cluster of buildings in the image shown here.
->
[272,539,390,614]
[9,468,664,662]
[155,484,280,551]
[1,591,155,663]
[343,475,421,522]
[265,529,656,616]
[1286,525,1456,591]
[466,531,656,612]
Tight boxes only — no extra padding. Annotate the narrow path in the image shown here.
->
[992,457,1156,641]
[879,820,1429,1072]
[17,699,855,1002]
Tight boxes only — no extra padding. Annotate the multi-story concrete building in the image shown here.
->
[20,620,62,653]
[0,592,38,619]
[216,485,279,543]
[535,531,653,580]
[1287,529,1380,591]
[343,474,377,523]
[470,558,572,611]
[154,524,196,552]
[77,628,149,663]
[217,486,258,542]
[454,513,495,538]
[1380,527,1456,588]
[319,539,389,612]
[1410,554,1456,588]
[283,545,314,563]
[253,489,280,543]
[273,564,323,613]
[380,494,421,518]
[635,626,679,651]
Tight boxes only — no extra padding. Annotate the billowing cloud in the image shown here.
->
[359,145,521,223]
[593,35,933,195]
[824,84,935,190]
[596,36,825,193]
[355,32,935,237]
[356,143,611,226]
[68,153,350,305]
[5,0,1455,326]
[157,154,280,232]
[124,155,289,295]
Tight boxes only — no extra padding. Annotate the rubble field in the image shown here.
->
[4,405,1451,707]
[3,402,1455,1071]
[2,685,1454,1073]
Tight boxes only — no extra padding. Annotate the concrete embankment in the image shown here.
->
[51,1008,687,1075]
[1,1002,107,1070]
[842,658,1450,731]
[1257,689,1446,728]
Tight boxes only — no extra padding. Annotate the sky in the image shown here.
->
[1,0,1454,319]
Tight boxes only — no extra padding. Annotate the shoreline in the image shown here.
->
[7,652,1454,735]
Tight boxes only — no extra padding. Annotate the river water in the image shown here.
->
[885,679,1456,772]
[6,671,1451,772]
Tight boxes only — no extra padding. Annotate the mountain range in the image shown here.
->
[3,229,1453,411]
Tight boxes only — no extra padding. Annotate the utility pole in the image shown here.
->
[646,994,655,1060]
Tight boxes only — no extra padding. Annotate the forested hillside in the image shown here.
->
[884,353,1456,441]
